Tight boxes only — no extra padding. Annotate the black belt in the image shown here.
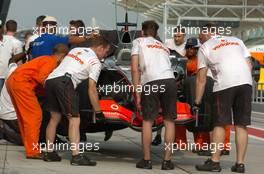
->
[62,72,72,85]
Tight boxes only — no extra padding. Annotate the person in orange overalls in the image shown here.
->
[6,44,68,159]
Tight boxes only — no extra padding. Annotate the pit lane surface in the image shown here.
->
[0,112,264,174]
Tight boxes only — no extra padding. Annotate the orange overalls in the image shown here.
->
[6,56,58,157]
[175,56,230,150]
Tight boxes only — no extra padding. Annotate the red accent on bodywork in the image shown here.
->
[99,100,133,122]
[99,100,194,128]
[175,102,195,122]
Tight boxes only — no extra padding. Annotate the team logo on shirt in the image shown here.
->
[67,52,84,65]
[146,42,169,54]
[212,41,240,51]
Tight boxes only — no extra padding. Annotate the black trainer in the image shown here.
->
[136,159,152,169]
[80,133,87,142]
[43,151,61,162]
[104,130,113,141]
[231,163,245,173]
[161,160,175,170]
[221,149,230,156]
[71,154,97,166]
[152,135,162,146]
[195,159,222,172]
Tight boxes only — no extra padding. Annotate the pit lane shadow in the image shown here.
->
[58,138,146,164]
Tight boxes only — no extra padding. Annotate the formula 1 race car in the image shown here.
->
[50,31,196,142]
[41,16,197,142]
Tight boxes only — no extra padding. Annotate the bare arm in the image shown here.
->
[88,78,101,112]
[9,52,26,64]
[246,57,253,71]
[131,55,141,109]
[195,67,208,105]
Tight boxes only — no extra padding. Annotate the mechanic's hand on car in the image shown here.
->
[95,111,106,123]
[191,103,200,115]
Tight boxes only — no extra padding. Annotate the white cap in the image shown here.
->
[0,20,2,26]
[42,16,57,23]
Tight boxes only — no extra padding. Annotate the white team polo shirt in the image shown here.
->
[198,35,252,92]
[47,47,102,89]
[0,63,18,120]
[25,33,39,51]
[165,38,186,56]
[131,37,175,85]
[0,35,23,78]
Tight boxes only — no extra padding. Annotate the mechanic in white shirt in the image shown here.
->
[0,63,22,145]
[165,26,186,57]
[152,26,187,147]
[44,35,110,165]
[131,20,177,170]
[0,20,24,92]
[0,63,18,120]
[195,23,252,173]
[5,20,26,65]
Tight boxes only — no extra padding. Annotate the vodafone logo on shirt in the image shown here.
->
[212,41,240,51]
[146,41,170,54]
[67,52,84,65]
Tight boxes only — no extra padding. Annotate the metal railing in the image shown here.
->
[252,82,264,103]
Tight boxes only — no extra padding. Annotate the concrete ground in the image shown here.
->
[1,113,264,174]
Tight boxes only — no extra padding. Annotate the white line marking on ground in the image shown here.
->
[231,130,264,142]
[248,126,264,131]
[248,135,264,142]
[252,111,264,115]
